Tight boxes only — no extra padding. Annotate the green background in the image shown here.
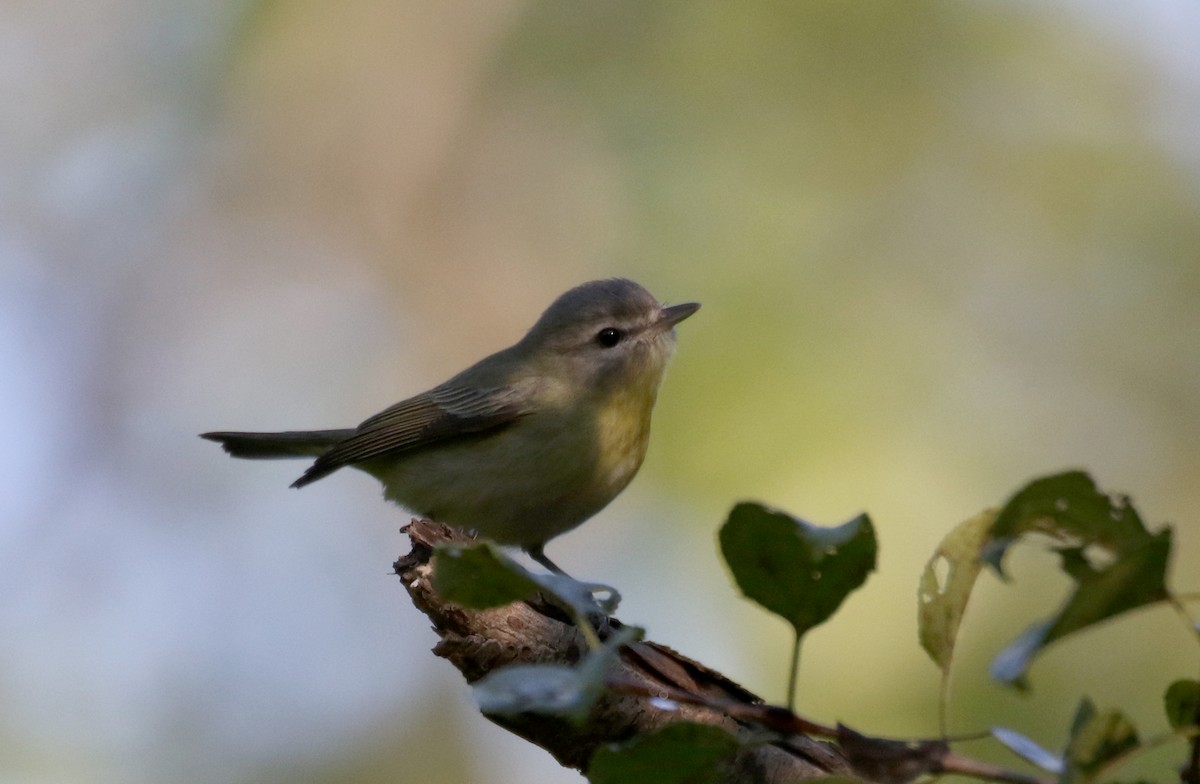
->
[3,2,1198,782]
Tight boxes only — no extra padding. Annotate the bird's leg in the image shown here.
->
[522,544,622,643]
[524,543,569,576]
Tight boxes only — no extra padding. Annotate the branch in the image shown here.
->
[393,520,1049,784]
[394,520,849,783]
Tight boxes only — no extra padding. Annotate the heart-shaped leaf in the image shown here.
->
[720,502,876,637]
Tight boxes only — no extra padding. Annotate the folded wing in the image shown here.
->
[290,384,530,488]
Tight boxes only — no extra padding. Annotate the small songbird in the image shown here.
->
[202,278,699,574]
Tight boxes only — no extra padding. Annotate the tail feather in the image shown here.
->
[200,430,354,460]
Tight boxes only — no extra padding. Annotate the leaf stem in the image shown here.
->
[1167,593,1200,647]
[570,608,602,651]
[939,667,951,737]
[938,750,1055,784]
[1090,726,1200,782]
[787,630,802,712]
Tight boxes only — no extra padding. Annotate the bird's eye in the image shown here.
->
[595,327,622,348]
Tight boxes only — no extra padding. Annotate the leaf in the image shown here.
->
[982,470,1153,576]
[989,530,1171,686]
[1062,698,1140,783]
[988,620,1051,689]
[587,722,739,784]
[474,663,599,723]
[473,626,640,725]
[918,510,995,672]
[991,726,1063,774]
[719,502,877,637]
[980,471,1172,686]
[1164,679,1200,730]
[432,541,621,618]
[1039,530,1171,642]
[432,541,541,609]
[533,572,622,616]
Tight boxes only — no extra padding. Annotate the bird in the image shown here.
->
[201,278,699,574]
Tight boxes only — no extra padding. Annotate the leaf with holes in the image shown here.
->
[918,510,995,672]
[982,470,1155,576]
[980,472,1172,687]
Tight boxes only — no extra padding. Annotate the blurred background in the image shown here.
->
[3,2,1199,782]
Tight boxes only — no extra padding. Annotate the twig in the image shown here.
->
[394,519,1067,784]
[936,752,1053,784]
[395,519,846,783]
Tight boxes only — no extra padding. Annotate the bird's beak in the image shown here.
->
[659,301,701,328]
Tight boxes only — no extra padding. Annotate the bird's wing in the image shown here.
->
[290,384,531,488]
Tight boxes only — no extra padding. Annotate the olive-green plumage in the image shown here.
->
[202,278,698,573]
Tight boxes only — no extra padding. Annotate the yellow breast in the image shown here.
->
[591,382,655,496]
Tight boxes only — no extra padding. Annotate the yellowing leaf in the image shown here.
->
[918,510,995,672]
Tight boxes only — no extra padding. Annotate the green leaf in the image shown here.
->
[1039,531,1171,642]
[980,471,1172,686]
[432,541,621,619]
[1062,698,1140,783]
[432,541,541,609]
[982,470,1152,576]
[588,722,739,784]
[989,530,1172,686]
[473,626,640,725]
[918,510,995,672]
[719,502,877,637]
[1164,679,1200,730]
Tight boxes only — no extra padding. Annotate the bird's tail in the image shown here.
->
[200,430,354,460]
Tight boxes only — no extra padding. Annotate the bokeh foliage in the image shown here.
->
[4,2,1198,784]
